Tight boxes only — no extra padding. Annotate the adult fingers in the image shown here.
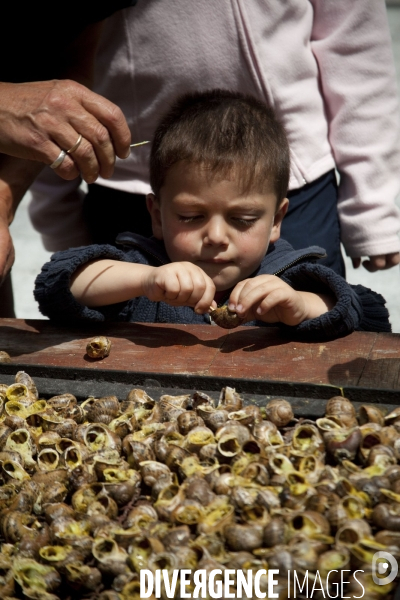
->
[351,257,361,269]
[46,114,115,182]
[66,112,118,180]
[36,81,130,181]
[362,253,400,272]
[0,223,15,285]
[80,88,131,158]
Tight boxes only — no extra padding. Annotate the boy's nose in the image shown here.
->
[203,217,229,246]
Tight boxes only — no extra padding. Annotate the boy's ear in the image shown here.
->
[146,193,163,239]
[269,198,289,244]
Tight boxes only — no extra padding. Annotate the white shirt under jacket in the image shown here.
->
[30,0,400,257]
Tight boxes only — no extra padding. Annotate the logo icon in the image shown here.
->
[372,551,398,586]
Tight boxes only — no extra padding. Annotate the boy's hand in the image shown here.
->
[142,262,216,314]
[227,275,334,326]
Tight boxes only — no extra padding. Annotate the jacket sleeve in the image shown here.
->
[34,244,135,322]
[280,262,391,340]
[310,0,400,257]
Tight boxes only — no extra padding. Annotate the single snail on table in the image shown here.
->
[0,371,398,599]
[86,336,112,359]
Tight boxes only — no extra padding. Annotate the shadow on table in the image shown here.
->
[328,356,400,391]
[0,320,291,360]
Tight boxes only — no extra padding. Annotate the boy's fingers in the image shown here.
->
[194,274,216,314]
[232,279,280,315]
[255,287,289,316]
[237,281,288,316]
[228,280,247,308]
[160,272,182,300]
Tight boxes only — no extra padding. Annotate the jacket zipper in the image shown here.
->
[272,252,326,277]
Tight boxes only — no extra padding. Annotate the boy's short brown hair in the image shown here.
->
[150,89,290,203]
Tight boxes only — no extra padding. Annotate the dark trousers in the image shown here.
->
[83,169,345,276]
[283,170,345,277]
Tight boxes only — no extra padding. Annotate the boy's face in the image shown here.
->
[147,162,288,292]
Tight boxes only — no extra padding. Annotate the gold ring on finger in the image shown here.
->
[66,134,83,154]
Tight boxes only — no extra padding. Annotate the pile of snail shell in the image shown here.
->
[0,371,399,600]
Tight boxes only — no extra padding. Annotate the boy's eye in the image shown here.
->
[232,217,258,227]
[178,215,203,223]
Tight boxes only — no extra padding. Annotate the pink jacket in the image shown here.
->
[30,0,400,257]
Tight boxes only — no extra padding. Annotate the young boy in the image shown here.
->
[35,90,390,339]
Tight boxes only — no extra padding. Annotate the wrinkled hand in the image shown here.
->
[0,80,131,183]
[142,262,216,314]
[0,219,15,285]
[351,253,400,272]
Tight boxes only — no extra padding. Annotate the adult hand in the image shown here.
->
[0,219,14,286]
[0,80,131,184]
[351,253,400,272]
[0,155,44,283]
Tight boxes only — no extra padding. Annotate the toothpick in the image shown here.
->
[130,141,150,148]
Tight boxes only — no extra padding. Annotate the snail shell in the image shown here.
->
[43,503,75,524]
[324,427,362,462]
[162,525,191,549]
[184,476,215,506]
[86,336,112,359]
[224,522,264,551]
[196,405,229,432]
[47,393,77,413]
[12,557,61,594]
[37,448,60,471]
[263,517,288,547]
[325,396,357,428]
[210,305,245,329]
[185,426,215,453]
[191,391,215,410]
[265,399,294,427]
[177,411,205,436]
[372,503,400,531]
[358,404,385,426]
[335,518,372,546]
[384,406,400,425]
[15,371,39,398]
[65,563,102,591]
[0,351,11,363]
[197,498,234,534]
[218,386,243,412]
[228,405,263,427]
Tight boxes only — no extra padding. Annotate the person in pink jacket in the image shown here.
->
[30,0,400,278]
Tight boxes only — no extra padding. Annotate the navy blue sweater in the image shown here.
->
[34,233,391,340]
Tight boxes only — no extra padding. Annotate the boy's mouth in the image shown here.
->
[199,258,233,264]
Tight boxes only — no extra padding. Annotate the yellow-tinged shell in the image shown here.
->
[0,367,397,599]
[210,305,245,329]
[0,351,11,363]
[86,336,112,359]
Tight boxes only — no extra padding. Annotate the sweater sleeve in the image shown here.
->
[310,0,400,257]
[34,244,134,322]
[280,263,390,340]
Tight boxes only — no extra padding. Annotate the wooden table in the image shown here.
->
[0,319,399,407]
